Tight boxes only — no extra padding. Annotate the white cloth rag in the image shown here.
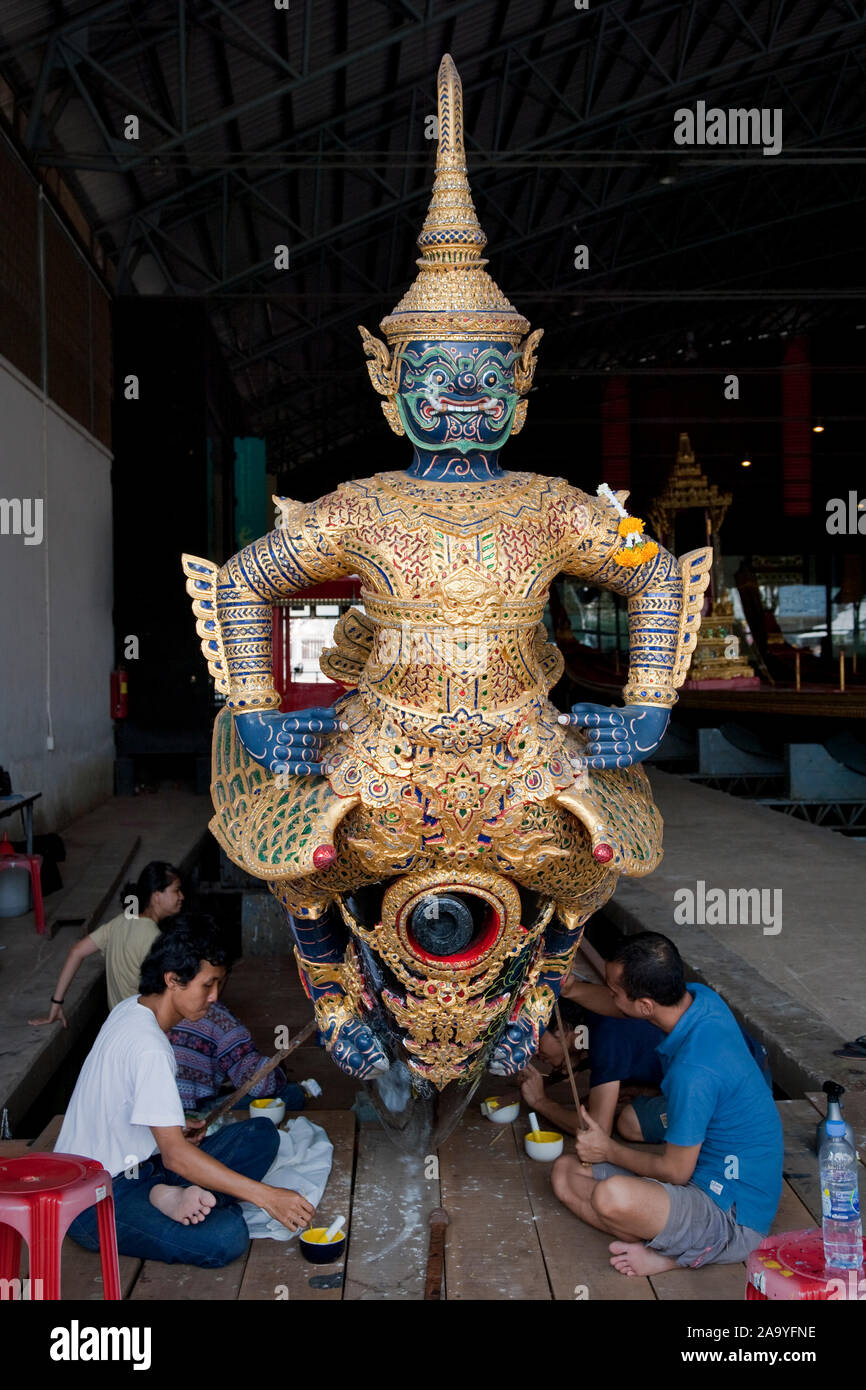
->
[240,1116,334,1240]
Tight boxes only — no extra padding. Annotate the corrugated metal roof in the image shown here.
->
[0,0,93,48]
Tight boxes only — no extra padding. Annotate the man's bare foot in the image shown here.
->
[149,1183,216,1226]
[609,1241,679,1277]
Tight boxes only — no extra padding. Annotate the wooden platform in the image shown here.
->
[568,664,866,720]
[3,1092,853,1302]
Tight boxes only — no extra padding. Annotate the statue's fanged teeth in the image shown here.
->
[434,397,499,415]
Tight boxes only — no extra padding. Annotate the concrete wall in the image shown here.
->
[0,353,114,832]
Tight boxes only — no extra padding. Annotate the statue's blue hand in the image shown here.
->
[489,1017,542,1077]
[558,703,669,770]
[234,707,341,776]
[327,1019,390,1080]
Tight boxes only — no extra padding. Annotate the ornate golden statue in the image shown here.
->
[183,56,711,1137]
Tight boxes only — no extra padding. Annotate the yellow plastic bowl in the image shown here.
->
[524,1130,564,1162]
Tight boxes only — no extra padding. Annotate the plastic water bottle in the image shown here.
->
[820,1120,863,1269]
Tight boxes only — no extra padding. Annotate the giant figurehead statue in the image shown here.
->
[183,56,711,1144]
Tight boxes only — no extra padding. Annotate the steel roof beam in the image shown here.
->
[365,1,406,290]
[73,0,493,166]
[716,0,768,55]
[224,156,866,372]
[22,35,58,148]
[674,0,702,83]
[178,0,188,135]
[22,2,866,182]
[204,0,300,80]
[56,12,864,245]
[145,43,860,302]
[0,0,132,61]
[61,33,182,141]
[607,4,677,86]
[56,43,124,155]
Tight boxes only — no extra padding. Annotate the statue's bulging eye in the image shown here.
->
[482,372,498,387]
[429,369,447,385]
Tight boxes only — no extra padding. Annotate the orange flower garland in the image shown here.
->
[596,483,659,567]
[614,516,658,567]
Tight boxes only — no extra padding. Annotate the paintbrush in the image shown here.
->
[554,998,593,1171]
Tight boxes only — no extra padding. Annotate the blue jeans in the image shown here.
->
[68,1117,280,1268]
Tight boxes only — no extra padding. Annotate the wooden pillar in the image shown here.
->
[781,335,812,517]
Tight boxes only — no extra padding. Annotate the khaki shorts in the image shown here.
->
[591,1161,764,1268]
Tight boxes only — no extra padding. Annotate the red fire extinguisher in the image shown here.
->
[110,669,128,719]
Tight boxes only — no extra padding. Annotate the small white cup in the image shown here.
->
[481,1097,520,1124]
[524,1130,564,1162]
[249,1098,286,1126]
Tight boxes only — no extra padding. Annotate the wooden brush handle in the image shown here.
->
[553,999,587,1132]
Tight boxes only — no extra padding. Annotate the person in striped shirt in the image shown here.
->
[169,999,307,1113]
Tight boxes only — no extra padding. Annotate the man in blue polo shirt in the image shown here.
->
[551,932,783,1277]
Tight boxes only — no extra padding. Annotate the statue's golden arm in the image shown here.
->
[182,494,356,774]
[208,501,350,714]
[562,490,712,712]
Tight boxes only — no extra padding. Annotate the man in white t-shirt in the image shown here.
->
[58,916,315,1267]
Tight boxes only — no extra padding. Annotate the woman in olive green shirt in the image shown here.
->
[29,861,183,1025]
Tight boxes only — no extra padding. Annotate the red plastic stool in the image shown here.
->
[0,836,44,934]
[746,1227,866,1301]
[0,1153,121,1300]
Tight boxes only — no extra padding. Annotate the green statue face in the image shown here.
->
[395,340,520,453]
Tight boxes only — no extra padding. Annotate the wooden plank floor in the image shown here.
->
[343,1122,441,1300]
[7,1100,836,1302]
[439,1109,551,1300]
[514,1126,657,1302]
[238,1110,356,1301]
[5,1015,845,1305]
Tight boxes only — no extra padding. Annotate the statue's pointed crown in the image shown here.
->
[380,54,530,344]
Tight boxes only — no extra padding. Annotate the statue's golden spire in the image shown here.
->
[380,54,530,343]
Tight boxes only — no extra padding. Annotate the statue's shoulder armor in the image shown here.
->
[271,488,359,571]
[288,482,379,541]
[542,473,589,503]
[529,474,593,540]
[327,473,589,544]
[316,476,397,526]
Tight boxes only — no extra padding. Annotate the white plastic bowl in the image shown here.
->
[481,1097,520,1124]
[524,1129,564,1161]
[249,1098,286,1125]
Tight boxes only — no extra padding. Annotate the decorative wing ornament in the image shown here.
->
[358,325,404,436]
[534,621,564,692]
[672,546,714,688]
[513,328,545,394]
[357,325,398,396]
[181,554,229,695]
[319,607,376,687]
